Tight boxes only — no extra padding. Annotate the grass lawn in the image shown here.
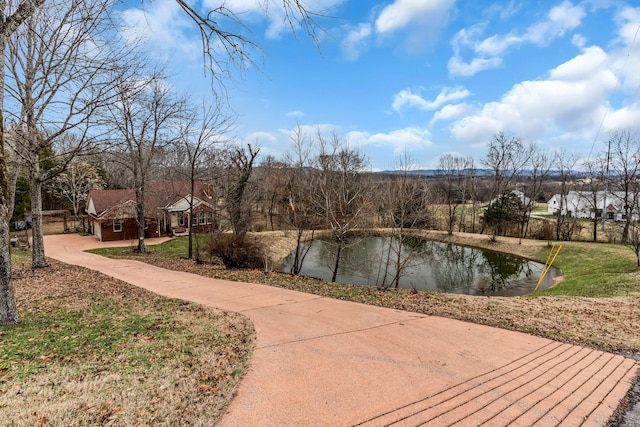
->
[0,248,254,425]
[536,241,640,297]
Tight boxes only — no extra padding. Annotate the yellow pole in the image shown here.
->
[534,244,562,292]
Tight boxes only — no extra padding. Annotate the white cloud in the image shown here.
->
[615,6,640,45]
[572,34,587,48]
[550,45,609,81]
[341,23,372,61]
[449,1,586,77]
[241,131,279,145]
[603,104,640,132]
[119,0,200,60]
[524,1,585,45]
[447,56,503,77]
[612,6,640,90]
[375,0,455,34]
[286,110,305,118]
[450,45,620,144]
[475,33,522,57]
[430,103,474,125]
[346,127,433,154]
[392,86,471,113]
[372,0,456,53]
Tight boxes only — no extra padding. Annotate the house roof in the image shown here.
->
[145,181,214,209]
[548,191,637,212]
[87,181,215,220]
[88,189,136,218]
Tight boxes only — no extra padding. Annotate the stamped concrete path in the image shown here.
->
[44,234,638,427]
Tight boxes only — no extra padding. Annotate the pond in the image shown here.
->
[281,236,559,296]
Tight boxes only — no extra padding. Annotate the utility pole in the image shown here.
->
[602,140,611,231]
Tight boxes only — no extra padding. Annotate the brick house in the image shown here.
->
[86,181,216,242]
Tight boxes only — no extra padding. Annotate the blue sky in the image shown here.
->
[119,0,640,170]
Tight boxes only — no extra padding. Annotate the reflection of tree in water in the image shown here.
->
[427,243,478,293]
[367,236,429,289]
[337,238,377,283]
[477,251,530,293]
[283,237,541,296]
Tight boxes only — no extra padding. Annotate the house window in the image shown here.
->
[199,212,206,225]
[192,214,198,226]
[205,211,212,224]
[113,221,122,232]
[177,212,185,226]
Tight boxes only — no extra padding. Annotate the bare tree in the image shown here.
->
[48,157,104,230]
[520,145,552,240]
[376,155,430,289]
[174,1,323,92]
[219,143,260,237]
[483,132,531,199]
[3,129,22,221]
[5,0,128,267]
[460,160,479,233]
[627,221,640,266]
[1,0,49,324]
[254,155,282,231]
[607,130,640,243]
[482,132,531,238]
[105,70,185,253]
[312,131,369,283]
[554,151,579,241]
[282,125,317,275]
[172,98,232,259]
[436,154,472,236]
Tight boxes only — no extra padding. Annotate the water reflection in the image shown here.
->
[281,236,558,296]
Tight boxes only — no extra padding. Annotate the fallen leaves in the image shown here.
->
[2,260,255,426]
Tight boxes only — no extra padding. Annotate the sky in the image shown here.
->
[118,0,640,171]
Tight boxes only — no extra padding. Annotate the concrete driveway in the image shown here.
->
[44,234,638,426]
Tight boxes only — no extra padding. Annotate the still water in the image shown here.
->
[281,236,559,296]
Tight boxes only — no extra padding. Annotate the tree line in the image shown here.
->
[2,0,640,327]
[0,0,321,325]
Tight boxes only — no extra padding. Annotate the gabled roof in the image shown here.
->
[165,195,214,212]
[87,182,215,220]
[146,181,215,209]
[87,189,136,218]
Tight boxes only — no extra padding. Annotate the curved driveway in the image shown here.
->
[44,234,638,426]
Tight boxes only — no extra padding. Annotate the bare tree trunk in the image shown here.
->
[6,156,19,220]
[331,240,343,283]
[188,180,195,259]
[0,213,16,324]
[0,116,18,325]
[135,186,146,253]
[29,173,47,267]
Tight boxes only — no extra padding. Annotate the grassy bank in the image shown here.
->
[0,252,254,425]
[536,241,640,297]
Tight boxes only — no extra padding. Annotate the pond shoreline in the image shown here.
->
[280,232,559,296]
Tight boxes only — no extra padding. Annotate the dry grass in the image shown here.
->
[1,258,255,426]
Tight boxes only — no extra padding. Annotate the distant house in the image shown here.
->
[547,191,638,222]
[86,181,216,242]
